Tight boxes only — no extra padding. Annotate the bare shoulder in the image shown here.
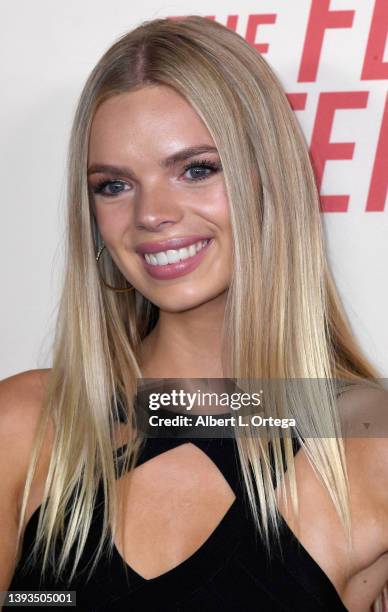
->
[0,368,51,421]
[0,369,53,479]
[337,383,388,432]
[338,385,388,548]
[0,368,53,590]
[276,385,388,609]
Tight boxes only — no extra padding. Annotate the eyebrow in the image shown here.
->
[87,145,219,176]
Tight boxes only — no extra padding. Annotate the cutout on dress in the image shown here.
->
[113,442,237,580]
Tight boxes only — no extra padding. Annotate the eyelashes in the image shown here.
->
[92,180,128,197]
[182,158,221,181]
[90,158,222,198]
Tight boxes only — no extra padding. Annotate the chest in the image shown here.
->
[113,442,237,580]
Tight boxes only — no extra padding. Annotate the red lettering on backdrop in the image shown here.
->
[362,0,388,80]
[310,92,369,212]
[168,11,386,213]
[299,0,354,82]
[245,14,277,53]
[286,93,308,111]
[226,15,238,30]
[366,92,388,212]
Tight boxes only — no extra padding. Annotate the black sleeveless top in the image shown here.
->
[9,406,348,611]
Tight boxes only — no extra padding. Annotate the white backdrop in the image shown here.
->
[1,0,387,379]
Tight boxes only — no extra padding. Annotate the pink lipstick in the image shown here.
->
[136,236,213,280]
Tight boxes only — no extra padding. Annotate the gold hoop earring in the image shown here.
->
[96,245,135,293]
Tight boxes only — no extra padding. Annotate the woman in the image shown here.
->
[1,15,388,611]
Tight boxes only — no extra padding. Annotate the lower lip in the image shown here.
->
[140,240,213,280]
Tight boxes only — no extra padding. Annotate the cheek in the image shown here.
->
[198,187,231,230]
[93,203,130,242]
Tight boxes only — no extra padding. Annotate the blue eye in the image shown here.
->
[90,158,222,198]
[183,159,221,181]
[92,180,128,197]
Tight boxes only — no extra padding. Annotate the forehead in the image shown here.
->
[88,85,214,161]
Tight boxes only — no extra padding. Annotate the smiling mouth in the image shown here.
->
[139,238,213,281]
[143,239,211,266]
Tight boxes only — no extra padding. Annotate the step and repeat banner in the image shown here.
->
[0,0,387,377]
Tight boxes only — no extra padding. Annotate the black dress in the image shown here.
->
[8,405,348,611]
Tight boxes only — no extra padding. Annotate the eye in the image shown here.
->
[182,158,222,182]
[91,180,129,197]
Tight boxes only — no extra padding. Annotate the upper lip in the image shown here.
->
[135,235,212,255]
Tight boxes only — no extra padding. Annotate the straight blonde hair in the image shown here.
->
[17,15,384,603]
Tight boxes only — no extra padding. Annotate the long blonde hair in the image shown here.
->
[18,15,383,592]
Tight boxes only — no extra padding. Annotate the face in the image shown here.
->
[87,84,233,313]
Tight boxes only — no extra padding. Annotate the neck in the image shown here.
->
[139,292,227,379]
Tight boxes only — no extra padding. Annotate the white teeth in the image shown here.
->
[144,239,210,266]
[166,249,180,264]
[155,252,168,265]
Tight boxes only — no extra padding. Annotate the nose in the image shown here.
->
[134,181,183,232]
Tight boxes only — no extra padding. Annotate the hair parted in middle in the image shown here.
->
[17,15,383,585]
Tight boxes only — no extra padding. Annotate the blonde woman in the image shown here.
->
[2,15,388,612]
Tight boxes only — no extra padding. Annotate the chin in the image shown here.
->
[149,287,228,314]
